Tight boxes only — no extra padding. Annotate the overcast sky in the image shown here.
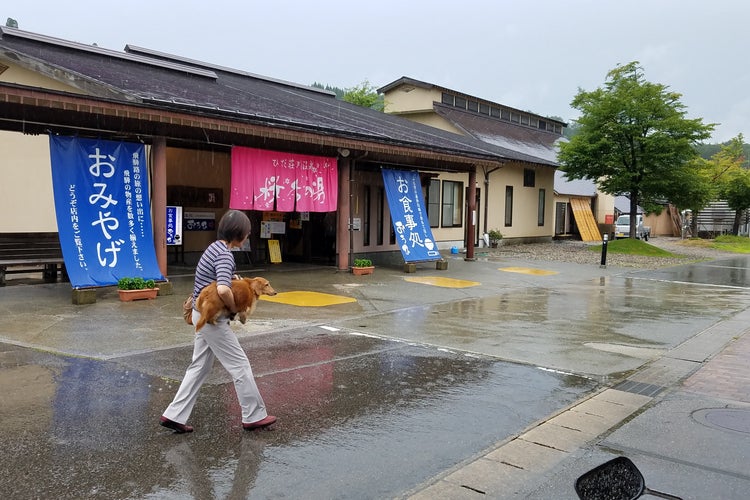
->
[4,0,748,143]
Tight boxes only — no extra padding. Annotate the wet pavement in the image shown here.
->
[1,246,750,498]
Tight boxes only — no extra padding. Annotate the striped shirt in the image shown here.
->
[193,240,235,301]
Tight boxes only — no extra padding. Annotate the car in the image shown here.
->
[614,214,650,240]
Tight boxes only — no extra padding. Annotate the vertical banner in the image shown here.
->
[229,146,337,212]
[49,136,164,288]
[166,206,183,245]
[382,169,440,262]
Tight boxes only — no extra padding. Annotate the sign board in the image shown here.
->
[382,169,440,262]
[268,239,282,263]
[184,211,215,231]
[49,136,163,287]
[166,206,183,245]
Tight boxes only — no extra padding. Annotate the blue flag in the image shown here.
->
[382,169,440,262]
[49,136,164,288]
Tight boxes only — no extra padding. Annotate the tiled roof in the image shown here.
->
[433,104,562,166]
[0,27,534,165]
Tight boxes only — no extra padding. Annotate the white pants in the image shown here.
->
[163,309,268,425]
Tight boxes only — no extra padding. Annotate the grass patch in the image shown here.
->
[588,238,676,257]
[713,235,750,253]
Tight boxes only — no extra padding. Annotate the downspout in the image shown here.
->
[483,165,502,235]
[465,167,477,261]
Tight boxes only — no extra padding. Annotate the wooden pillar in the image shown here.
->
[152,137,168,278]
[336,157,351,271]
[465,167,477,261]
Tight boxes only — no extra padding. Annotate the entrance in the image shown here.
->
[248,211,336,265]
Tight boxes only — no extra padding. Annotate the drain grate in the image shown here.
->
[613,380,666,397]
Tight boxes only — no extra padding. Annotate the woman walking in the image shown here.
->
[160,210,276,433]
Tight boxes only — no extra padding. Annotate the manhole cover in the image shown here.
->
[692,408,750,435]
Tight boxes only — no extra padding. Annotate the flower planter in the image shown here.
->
[118,288,158,301]
[351,266,374,276]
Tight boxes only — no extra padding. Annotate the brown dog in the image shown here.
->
[194,277,277,332]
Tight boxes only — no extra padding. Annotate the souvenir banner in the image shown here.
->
[49,136,164,288]
[382,169,440,262]
[230,146,337,212]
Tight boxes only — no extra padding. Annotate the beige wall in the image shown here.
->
[0,59,85,93]
[484,163,554,240]
[0,131,57,232]
[383,86,442,114]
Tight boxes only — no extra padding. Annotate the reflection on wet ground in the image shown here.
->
[340,274,750,377]
[0,331,595,499]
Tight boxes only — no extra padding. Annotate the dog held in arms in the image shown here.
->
[194,277,277,331]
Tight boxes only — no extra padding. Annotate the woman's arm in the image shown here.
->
[217,284,236,314]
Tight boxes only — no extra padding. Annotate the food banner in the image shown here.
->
[382,169,440,262]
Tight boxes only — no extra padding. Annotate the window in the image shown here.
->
[479,103,490,115]
[538,120,547,131]
[504,186,513,226]
[441,92,454,106]
[510,113,520,123]
[441,181,464,227]
[467,100,479,113]
[427,178,441,227]
[501,109,511,121]
[363,186,371,246]
[538,189,545,226]
[490,107,501,119]
[454,96,467,109]
[377,187,385,245]
[521,115,529,126]
[524,168,536,187]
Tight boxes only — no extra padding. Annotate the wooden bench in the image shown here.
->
[0,232,68,286]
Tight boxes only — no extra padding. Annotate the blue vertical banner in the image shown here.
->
[382,169,440,262]
[49,136,164,288]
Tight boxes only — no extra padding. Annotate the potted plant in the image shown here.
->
[117,277,158,301]
[488,229,503,248]
[351,258,374,276]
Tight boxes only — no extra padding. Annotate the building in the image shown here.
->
[1,27,534,283]
[378,77,615,243]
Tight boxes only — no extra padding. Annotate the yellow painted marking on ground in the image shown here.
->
[404,276,480,288]
[260,291,357,307]
[499,266,559,276]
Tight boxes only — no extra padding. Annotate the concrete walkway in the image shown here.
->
[1,246,749,498]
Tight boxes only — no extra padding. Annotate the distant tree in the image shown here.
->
[342,80,384,111]
[557,61,715,238]
[6,17,18,28]
[562,120,581,139]
[311,82,345,99]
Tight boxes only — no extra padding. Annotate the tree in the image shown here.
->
[6,18,18,28]
[557,62,715,238]
[715,135,750,235]
[342,80,384,111]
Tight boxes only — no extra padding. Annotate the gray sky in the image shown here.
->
[5,0,748,143]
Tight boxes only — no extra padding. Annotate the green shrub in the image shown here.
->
[353,258,372,267]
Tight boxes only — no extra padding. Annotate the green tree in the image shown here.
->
[715,134,750,235]
[558,62,714,238]
[342,80,384,111]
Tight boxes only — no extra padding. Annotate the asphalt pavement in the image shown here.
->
[0,242,748,499]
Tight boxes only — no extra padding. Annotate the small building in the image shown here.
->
[378,77,612,244]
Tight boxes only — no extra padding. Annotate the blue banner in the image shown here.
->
[382,169,440,262]
[49,136,164,288]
